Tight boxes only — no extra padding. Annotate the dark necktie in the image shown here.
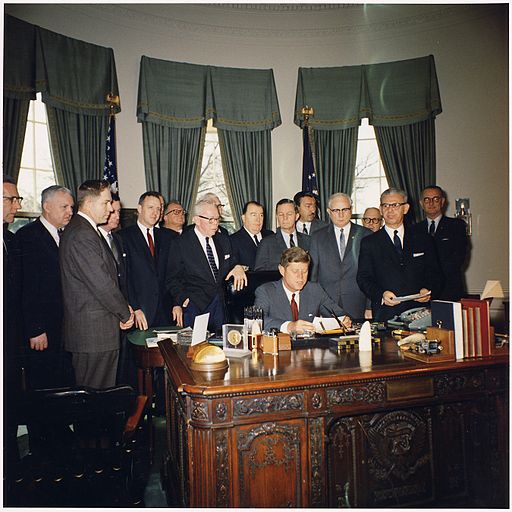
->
[107,232,119,264]
[393,230,402,255]
[429,220,436,236]
[290,293,299,321]
[289,233,295,247]
[303,223,308,235]
[339,229,346,261]
[57,228,63,238]
[253,234,259,246]
[147,228,155,257]
[205,236,219,281]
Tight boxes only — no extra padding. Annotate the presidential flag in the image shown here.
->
[103,115,118,193]
[302,125,318,195]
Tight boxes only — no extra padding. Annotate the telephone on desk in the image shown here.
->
[387,307,432,330]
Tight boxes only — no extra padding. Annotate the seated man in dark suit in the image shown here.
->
[294,191,327,235]
[166,199,247,333]
[410,185,468,301]
[357,187,443,322]
[254,198,310,271]
[229,200,273,270]
[255,247,351,334]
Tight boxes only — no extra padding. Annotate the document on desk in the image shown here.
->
[394,290,431,302]
[191,313,210,346]
[313,317,344,331]
[146,337,160,348]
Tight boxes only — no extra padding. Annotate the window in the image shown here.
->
[196,120,235,233]
[351,118,389,221]
[17,93,57,215]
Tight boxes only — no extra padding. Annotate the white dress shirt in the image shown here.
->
[280,281,301,333]
[194,227,220,269]
[384,224,405,247]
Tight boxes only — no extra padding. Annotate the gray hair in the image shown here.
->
[200,192,221,204]
[380,187,408,203]
[328,192,352,208]
[41,185,73,206]
[193,199,216,217]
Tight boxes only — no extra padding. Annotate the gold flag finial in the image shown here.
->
[301,105,314,125]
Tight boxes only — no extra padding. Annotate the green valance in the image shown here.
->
[137,56,209,128]
[295,55,442,129]
[208,66,281,132]
[4,15,36,100]
[137,56,281,132]
[35,26,120,116]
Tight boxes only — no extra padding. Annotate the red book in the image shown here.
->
[461,299,491,357]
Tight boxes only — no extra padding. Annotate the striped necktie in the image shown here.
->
[289,233,295,247]
[147,228,155,257]
[205,236,219,281]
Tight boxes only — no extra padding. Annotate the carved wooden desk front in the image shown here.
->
[159,338,508,508]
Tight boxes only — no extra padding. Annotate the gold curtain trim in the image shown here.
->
[37,81,114,112]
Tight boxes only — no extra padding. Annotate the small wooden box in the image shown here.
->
[402,327,456,364]
[278,333,291,351]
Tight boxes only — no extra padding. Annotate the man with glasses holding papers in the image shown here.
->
[357,188,443,321]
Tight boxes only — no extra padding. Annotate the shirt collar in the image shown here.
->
[78,211,98,230]
[384,223,404,240]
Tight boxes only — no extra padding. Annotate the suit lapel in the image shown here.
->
[378,228,403,265]
[36,219,59,258]
[134,225,156,266]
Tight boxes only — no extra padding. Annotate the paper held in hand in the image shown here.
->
[394,290,431,302]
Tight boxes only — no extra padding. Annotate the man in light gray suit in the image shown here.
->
[255,247,351,334]
[60,180,134,389]
[309,193,372,320]
[254,198,310,271]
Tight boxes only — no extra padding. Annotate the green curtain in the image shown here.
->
[34,26,119,192]
[4,15,36,180]
[375,119,436,223]
[218,129,273,230]
[314,127,359,215]
[142,123,204,211]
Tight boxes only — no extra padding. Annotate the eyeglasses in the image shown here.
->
[197,215,220,224]
[329,207,351,214]
[362,217,382,224]
[165,208,186,216]
[3,195,23,205]
[422,196,442,204]
[381,202,407,210]
[214,203,224,208]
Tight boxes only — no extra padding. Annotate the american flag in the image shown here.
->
[103,115,118,193]
[302,125,318,195]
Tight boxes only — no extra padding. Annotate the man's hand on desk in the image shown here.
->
[120,306,135,330]
[133,308,148,331]
[383,290,401,306]
[172,305,183,327]
[414,288,431,303]
[226,264,247,291]
[30,332,48,351]
[288,319,316,334]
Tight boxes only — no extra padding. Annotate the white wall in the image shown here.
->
[4,3,509,296]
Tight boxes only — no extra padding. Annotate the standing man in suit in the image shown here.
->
[119,191,183,330]
[230,200,273,269]
[60,180,134,389]
[357,188,443,321]
[362,207,383,233]
[162,199,186,234]
[255,247,351,334]
[16,185,75,389]
[254,198,310,271]
[410,185,468,301]
[3,175,23,471]
[309,193,372,319]
[166,199,247,333]
[294,191,327,235]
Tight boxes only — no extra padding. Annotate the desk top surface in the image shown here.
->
[158,335,508,396]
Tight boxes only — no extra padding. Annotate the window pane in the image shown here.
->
[358,118,375,139]
[21,124,34,168]
[355,140,381,178]
[27,100,35,121]
[353,178,381,215]
[36,170,57,205]
[35,123,53,170]
[34,96,47,121]
[17,168,39,213]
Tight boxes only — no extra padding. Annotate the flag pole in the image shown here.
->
[104,93,120,194]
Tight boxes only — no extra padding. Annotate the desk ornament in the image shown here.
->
[189,341,229,373]
[222,324,251,357]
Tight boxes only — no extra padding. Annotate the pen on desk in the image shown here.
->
[319,316,326,331]
[327,307,344,331]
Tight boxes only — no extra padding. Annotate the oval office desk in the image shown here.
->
[158,336,508,508]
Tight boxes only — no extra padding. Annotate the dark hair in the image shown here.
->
[77,180,110,207]
[3,174,16,185]
[138,191,162,205]
[242,200,264,215]
[279,246,311,268]
[422,185,445,198]
[275,198,296,212]
[110,192,120,202]
[293,191,318,208]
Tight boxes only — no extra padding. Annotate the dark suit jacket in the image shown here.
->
[296,218,328,235]
[254,228,311,271]
[229,227,274,270]
[309,222,372,319]
[111,231,128,299]
[410,216,468,301]
[254,280,345,331]
[357,227,443,321]
[15,218,63,345]
[60,214,131,353]
[166,228,238,312]
[118,224,178,327]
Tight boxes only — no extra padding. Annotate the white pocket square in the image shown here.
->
[413,252,424,257]
[441,238,449,241]
[224,254,230,260]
